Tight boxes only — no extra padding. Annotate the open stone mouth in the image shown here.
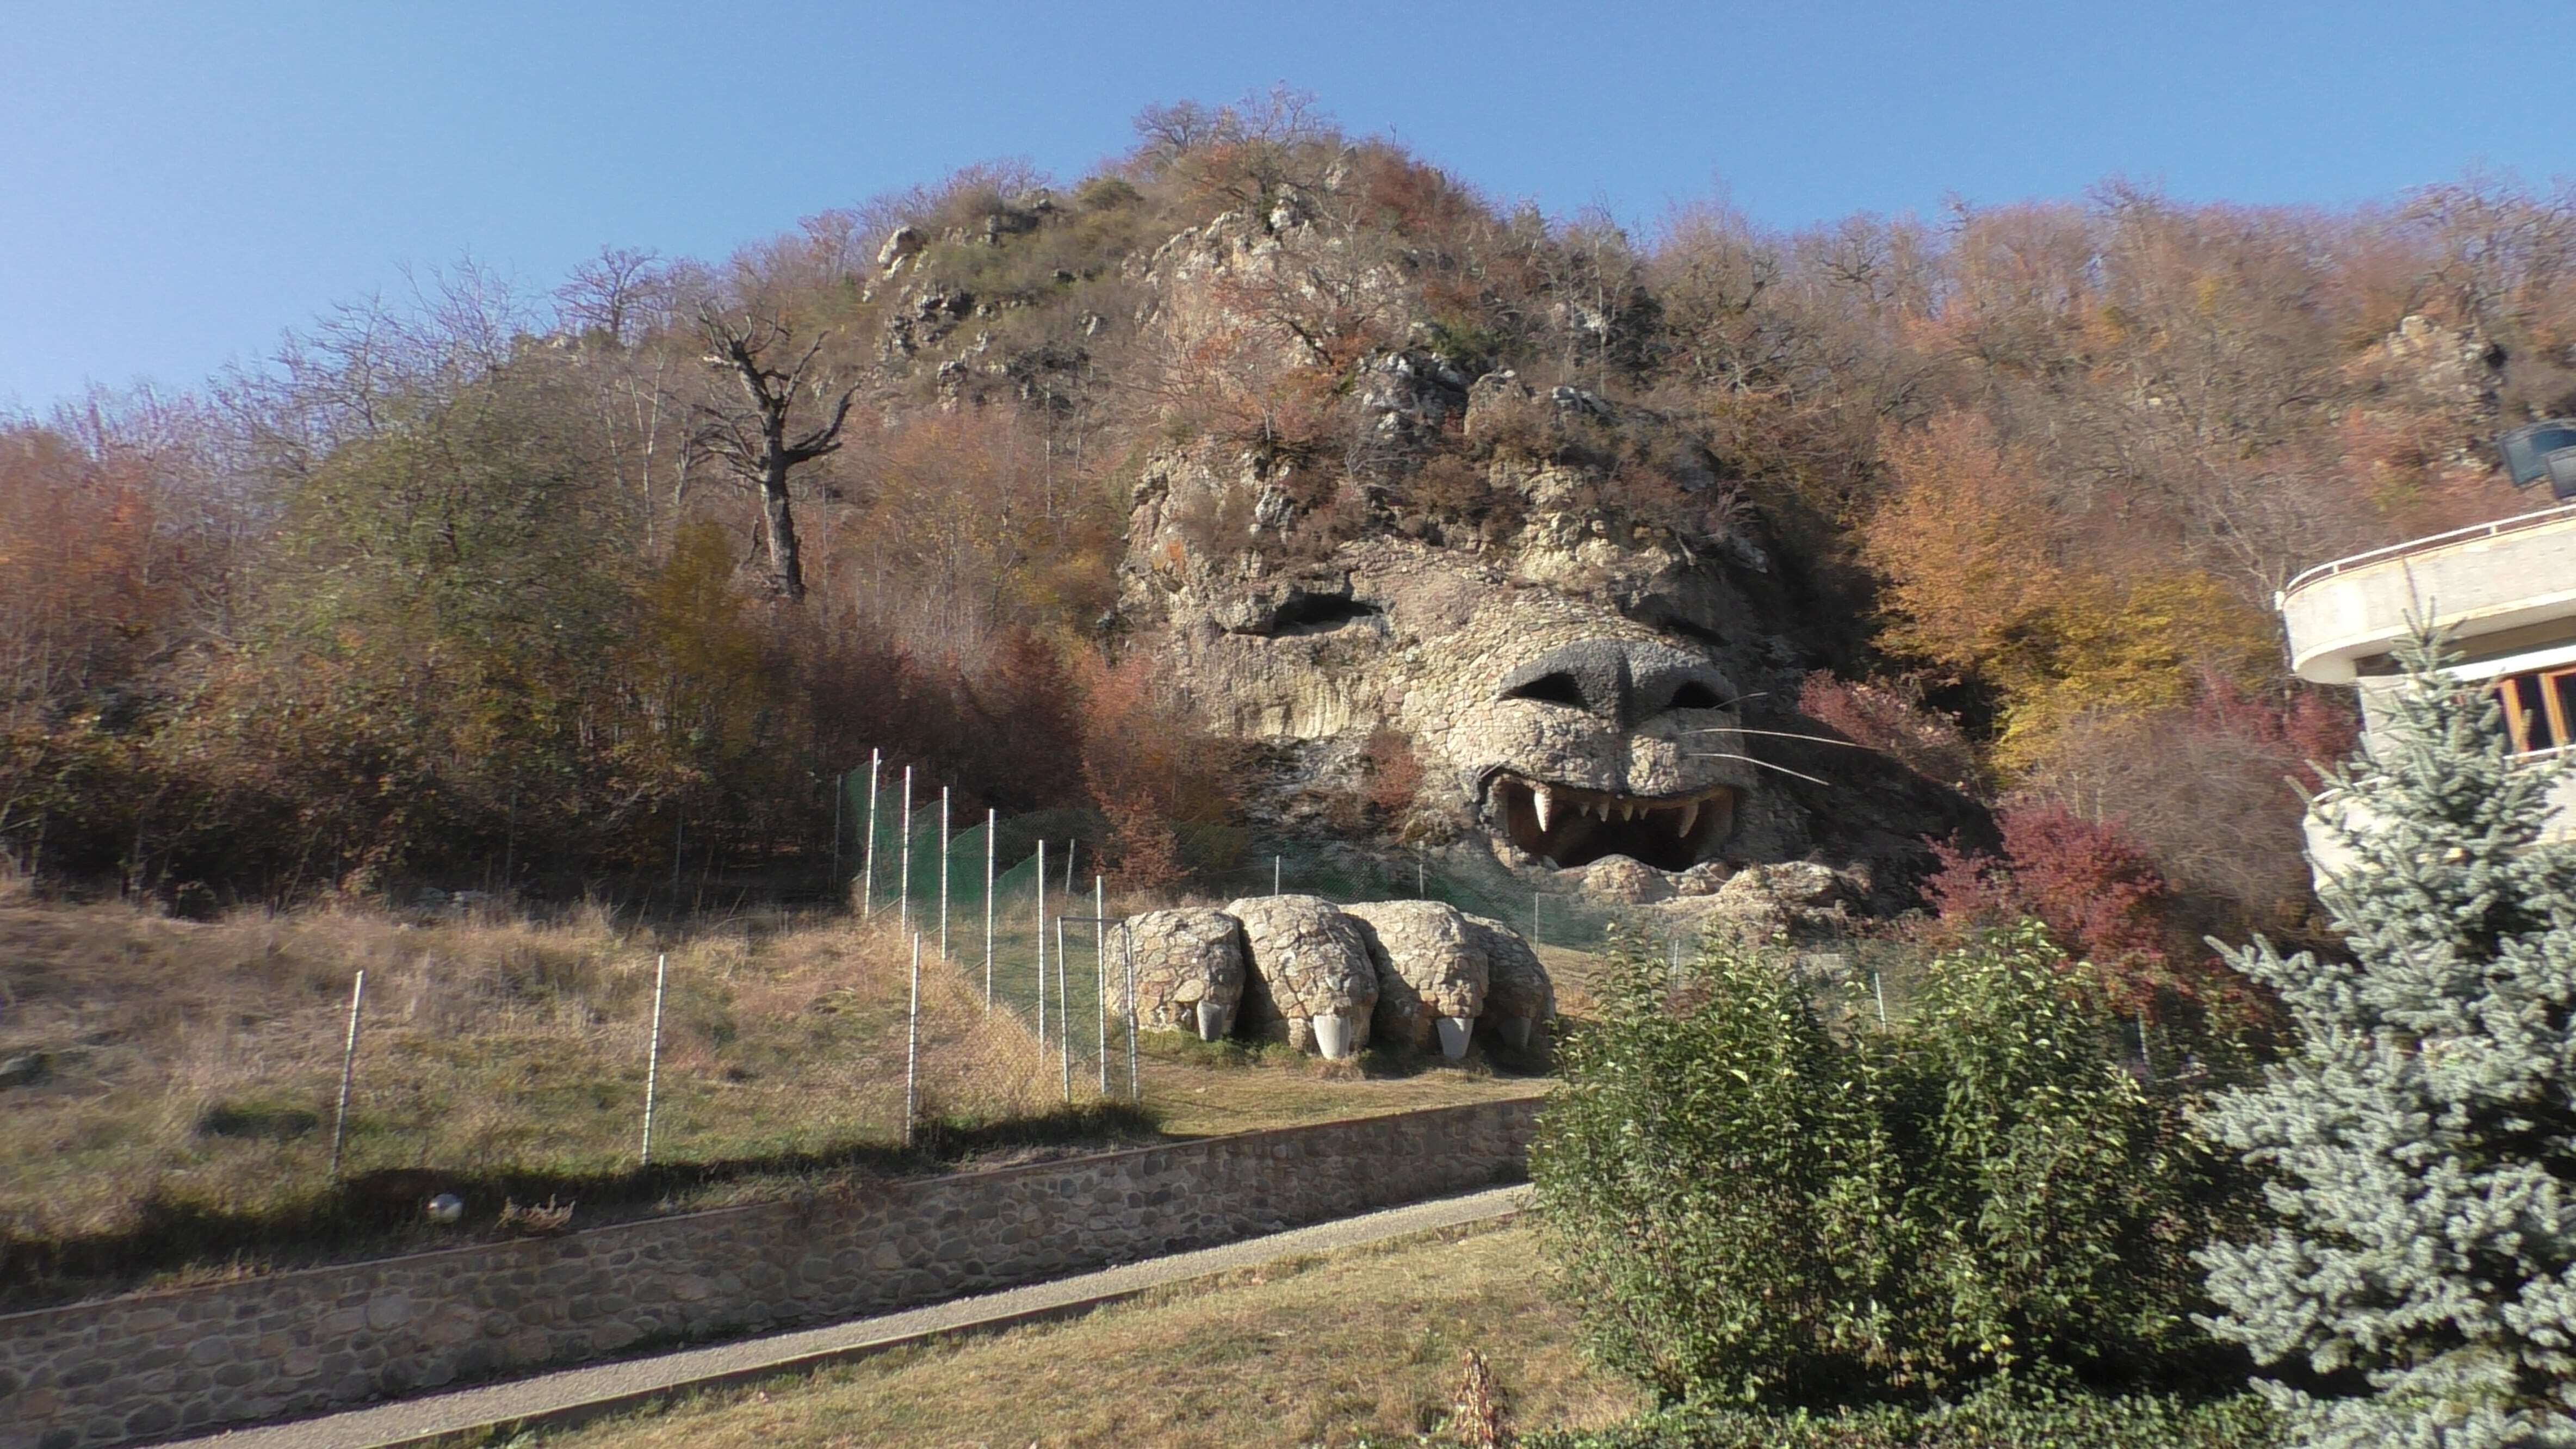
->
[1486,775,1736,872]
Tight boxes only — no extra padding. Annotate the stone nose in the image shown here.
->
[1497,640,1733,729]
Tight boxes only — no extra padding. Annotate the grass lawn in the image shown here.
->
[510,1220,1639,1449]
[0,889,1545,1308]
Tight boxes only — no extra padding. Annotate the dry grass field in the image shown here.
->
[0,871,1543,1307]
[513,1220,1639,1449]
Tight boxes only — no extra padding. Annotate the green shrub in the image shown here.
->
[1531,923,2213,1407]
[1522,1380,2283,1448]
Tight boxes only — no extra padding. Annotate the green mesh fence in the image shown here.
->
[828,760,1919,1080]
[1199,843,1638,953]
[836,765,1135,1097]
[834,759,1676,963]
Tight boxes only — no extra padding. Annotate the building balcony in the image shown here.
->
[2278,502,2576,685]
[2281,503,2576,877]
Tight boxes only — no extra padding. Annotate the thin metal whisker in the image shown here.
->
[1687,727,1881,750]
[1688,751,1834,788]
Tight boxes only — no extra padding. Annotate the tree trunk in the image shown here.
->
[761,454,805,602]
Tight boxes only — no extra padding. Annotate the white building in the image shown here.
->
[2277,497,2576,871]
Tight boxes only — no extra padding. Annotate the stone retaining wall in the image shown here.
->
[0,1095,1543,1449]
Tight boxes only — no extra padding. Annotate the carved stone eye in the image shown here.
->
[1501,672,1588,709]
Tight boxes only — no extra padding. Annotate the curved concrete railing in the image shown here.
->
[2277,505,2576,683]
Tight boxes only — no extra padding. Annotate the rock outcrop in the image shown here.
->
[1125,907,1249,1041]
[1224,895,1379,1058]
[1106,199,1987,912]
[1343,900,1489,1057]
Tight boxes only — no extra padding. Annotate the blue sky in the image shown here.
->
[1,0,2562,413]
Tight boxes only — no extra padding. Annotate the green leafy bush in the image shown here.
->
[1522,1380,2282,1448]
[1532,922,2214,1407]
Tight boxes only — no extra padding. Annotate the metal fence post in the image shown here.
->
[905,933,921,1149]
[862,749,880,918]
[1034,840,1047,1052]
[983,808,996,1011]
[939,787,951,961]
[640,952,668,1165]
[899,766,913,939]
[1095,875,1108,1097]
[1124,924,1140,1104]
[328,970,366,1181]
[1874,966,1890,1026]
[1056,912,1071,1104]
[830,770,842,891]
[1273,854,1281,895]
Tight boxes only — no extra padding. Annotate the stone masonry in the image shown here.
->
[1342,900,1488,1052]
[1224,894,1379,1054]
[0,1097,1541,1449]
[1124,907,1248,1038]
[1464,914,1557,1054]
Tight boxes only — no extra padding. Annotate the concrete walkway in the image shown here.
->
[169,1184,1533,1449]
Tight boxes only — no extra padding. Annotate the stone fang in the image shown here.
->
[1436,1016,1473,1060]
[1311,1012,1354,1060]
[1534,784,1556,834]
[1677,800,1698,836]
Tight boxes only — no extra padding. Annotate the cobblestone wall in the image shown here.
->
[0,1095,1541,1449]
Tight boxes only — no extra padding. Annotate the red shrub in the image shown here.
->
[1799,672,1986,795]
[1076,652,1244,890]
[1928,804,2183,1018]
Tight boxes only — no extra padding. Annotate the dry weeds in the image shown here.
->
[0,893,1055,1298]
[0,887,1540,1305]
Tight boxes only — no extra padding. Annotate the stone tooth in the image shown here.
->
[1534,784,1557,834]
[1677,800,1699,837]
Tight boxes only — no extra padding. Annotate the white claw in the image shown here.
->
[1436,1017,1473,1060]
[1676,800,1699,837]
[1534,784,1557,834]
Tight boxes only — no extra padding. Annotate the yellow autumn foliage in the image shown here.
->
[1865,413,2278,773]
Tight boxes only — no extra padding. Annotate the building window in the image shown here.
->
[2491,667,2576,754]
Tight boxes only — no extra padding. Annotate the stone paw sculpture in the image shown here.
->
[1125,907,1248,1041]
[1126,894,1551,1065]
[1462,913,1556,1056]
[1225,894,1378,1059]
[1343,900,1487,1060]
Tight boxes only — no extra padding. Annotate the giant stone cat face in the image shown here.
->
[1125,500,1802,885]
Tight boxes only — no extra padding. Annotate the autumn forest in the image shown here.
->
[4,94,2567,955]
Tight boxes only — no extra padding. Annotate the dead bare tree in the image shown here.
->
[690,311,859,602]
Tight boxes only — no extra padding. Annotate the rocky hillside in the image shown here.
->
[3,94,2563,954]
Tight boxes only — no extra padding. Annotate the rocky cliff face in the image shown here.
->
[1103,203,1979,921]
[860,180,1982,920]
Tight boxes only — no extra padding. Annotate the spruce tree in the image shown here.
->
[2195,635,2576,1447]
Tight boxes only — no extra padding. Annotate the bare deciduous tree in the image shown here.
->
[690,312,859,603]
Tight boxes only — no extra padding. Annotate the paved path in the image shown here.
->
[169,1184,1533,1449]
